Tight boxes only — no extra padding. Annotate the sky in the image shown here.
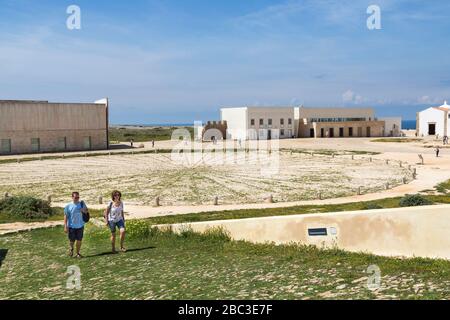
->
[0,0,449,124]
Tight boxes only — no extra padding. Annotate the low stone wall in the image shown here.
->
[163,204,450,260]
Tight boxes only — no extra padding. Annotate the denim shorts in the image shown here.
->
[68,227,84,242]
[108,220,125,233]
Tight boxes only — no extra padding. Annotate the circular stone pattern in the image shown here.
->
[0,152,412,206]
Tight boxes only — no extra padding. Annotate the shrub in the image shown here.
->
[435,180,450,194]
[363,203,383,210]
[126,220,150,239]
[399,194,433,207]
[202,227,231,242]
[0,196,54,220]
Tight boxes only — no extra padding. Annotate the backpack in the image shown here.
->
[80,201,90,223]
[104,202,113,221]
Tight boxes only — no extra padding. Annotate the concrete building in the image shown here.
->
[379,117,402,137]
[0,99,109,155]
[221,106,401,140]
[221,107,295,140]
[295,106,384,138]
[416,101,449,137]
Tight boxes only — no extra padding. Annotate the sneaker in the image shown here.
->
[120,247,127,253]
[76,253,83,259]
[68,249,74,258]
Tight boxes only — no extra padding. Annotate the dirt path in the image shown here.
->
[0,221,64,236]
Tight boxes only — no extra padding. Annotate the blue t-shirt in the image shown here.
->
[64,202,86,229]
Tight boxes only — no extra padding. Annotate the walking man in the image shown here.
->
[64,192,88,258]
[435,146,440,158]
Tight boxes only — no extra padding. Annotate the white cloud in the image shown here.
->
[342,89,363,104]
[417,96,442,105]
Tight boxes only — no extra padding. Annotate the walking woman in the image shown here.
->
[104,190,126,253]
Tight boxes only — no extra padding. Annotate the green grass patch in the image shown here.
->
[371,138,422,143]
[109,126,194,143]
[282,148,380,156]
[436,179,450,194]
[143,195,450,226]
[0,225,449,299]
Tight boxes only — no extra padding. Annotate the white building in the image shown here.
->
[221,106,401,140]
[416,101,450,137]
[379,117,402,137]
[221,107,295,140]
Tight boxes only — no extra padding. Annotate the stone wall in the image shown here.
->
[202,120,228,141]
[0,100,108,154]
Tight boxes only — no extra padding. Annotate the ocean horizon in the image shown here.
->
[112,120,417,130]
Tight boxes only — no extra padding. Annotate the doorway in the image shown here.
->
[357,127,363,137]
[428,123,436,135]
[339,128,344,137]
[310,128,315,138]
[329,128,335,138]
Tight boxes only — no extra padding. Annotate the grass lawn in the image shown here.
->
[142,195,450,226]
[370,138,422,143]
[0,225,449,300]
[109,126,194,143]
[436,179,450,194]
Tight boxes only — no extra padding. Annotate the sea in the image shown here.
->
[402,120,416,130]
[115,121,418,130]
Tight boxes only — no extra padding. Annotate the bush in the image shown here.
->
[363,203,383,210]
[0,196,54,220]
[126,220,150,239]
[399,194,433,207]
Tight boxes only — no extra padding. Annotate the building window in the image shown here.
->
[1,139,11,153]
[288,118,292,125]
[83,136,92,150]
[280,118,284,125]
[31,138,40,152]
[280,129,285,136]
[259,119,264,126]
[251,119,255,126]
[58,137,67,150]
[268,119,272,126]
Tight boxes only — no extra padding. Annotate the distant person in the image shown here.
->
[104,190,126,253]
[130,139,134,148]
[152,140,155,148]
[238,139,242,148]
[436,146,440,158]
[64,192,88,258]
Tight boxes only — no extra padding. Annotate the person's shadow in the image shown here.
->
[85,246,156,258]
[0,249,8,270]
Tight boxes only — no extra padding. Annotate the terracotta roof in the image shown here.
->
[433,107,450,112]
